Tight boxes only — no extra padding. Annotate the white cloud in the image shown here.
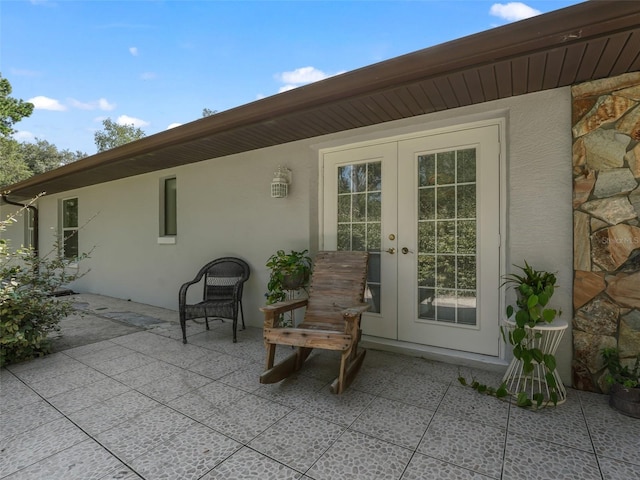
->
[278,66,330,85]
[166,123,182,129]
[68,97,116,111]
[28,95,67,111]
[490,2,541,22]
[274,66,345,94]
[9,68,40,77]
[13,130,35,141]
[98,98,116,110]
[278,85,298,94]
[117,115,149,128]
[129,46,139,56]
[140,72,156,80]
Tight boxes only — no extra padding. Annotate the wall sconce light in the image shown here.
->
[271,166,291,198]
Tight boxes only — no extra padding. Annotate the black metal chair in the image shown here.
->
[178,257,250,343]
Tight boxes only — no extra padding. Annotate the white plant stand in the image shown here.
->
[502,318,568,405]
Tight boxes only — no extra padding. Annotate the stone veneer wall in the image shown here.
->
[572,72,640,392]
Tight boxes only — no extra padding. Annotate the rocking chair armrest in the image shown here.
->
[260,298,309,316]
[342,304,370,319]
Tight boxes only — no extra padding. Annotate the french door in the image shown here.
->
[322,124,501,356]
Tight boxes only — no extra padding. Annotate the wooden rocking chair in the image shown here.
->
[260,251,369,394]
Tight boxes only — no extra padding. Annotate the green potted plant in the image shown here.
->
[601,347,640,418]
[460,261,564,408]
[265,249,312,305]
[501,261,564,407]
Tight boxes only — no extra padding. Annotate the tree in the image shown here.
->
[0,73,34,137]
[20,139,86,175]
[202,108,217,117]
[94,118,146,152]
[0,137,30,187]
[0,138,87,189]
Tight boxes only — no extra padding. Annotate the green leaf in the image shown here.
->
[545,372,557,388]
[543,354,556,371]
[506,305,514,318]
[513,344,523,359]
[542,309,556,322]
[512,327,526,345]
[550,392,558,406]
[538,292,549,306]
[531,348,544,364]
[496,384,508,398]
[515,310,529,326]
[527,294,539,309]
[458,377,467,386]
[517,392,532,407]
[533,392,544,408]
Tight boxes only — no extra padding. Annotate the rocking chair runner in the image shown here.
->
[178,257,250,344]
[260,251,369,394]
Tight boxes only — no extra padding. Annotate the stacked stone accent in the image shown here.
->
[572,72,640,392]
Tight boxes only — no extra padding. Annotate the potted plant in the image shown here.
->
[601,347,640,418]
[501,261,564,407]
[460,261,564,408]
[265,249,312,305]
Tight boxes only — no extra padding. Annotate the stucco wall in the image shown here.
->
[4,87,574,379]
[33,141,316,327]
[0,204,27,248]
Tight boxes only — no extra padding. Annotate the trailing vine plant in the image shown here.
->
[459,261,562,408]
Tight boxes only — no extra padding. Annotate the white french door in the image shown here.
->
[322,143,398,339]
[322,124,501,356]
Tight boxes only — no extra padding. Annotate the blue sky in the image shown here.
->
[2,0,583,155]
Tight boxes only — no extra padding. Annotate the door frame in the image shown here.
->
[318,117,509,360]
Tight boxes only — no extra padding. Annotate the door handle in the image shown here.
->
[401,247,413,254]
[385,247,396,254]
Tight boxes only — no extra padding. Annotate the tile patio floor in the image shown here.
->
[1,294,639,480]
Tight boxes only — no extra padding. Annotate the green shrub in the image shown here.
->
[1,204,88,367]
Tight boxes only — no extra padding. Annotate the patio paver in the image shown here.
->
[1,293,638,480]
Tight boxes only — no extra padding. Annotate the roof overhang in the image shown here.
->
[3,0,640,200]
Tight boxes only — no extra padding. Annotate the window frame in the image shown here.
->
[60,197,79,259]
[159,176,177,242]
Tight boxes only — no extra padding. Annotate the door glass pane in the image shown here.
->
[418,154,435,187]
[419,188,435,220]
[417,148,477,325]
[336,161,382,313]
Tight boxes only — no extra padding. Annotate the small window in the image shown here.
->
[61,197,78,259]
[24,208,35,249]
[161,177,177,236]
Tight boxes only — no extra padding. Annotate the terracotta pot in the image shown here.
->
[609,383,640,418]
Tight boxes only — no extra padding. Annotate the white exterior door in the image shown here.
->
[322,124,501,356]
[323,143,398,339]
